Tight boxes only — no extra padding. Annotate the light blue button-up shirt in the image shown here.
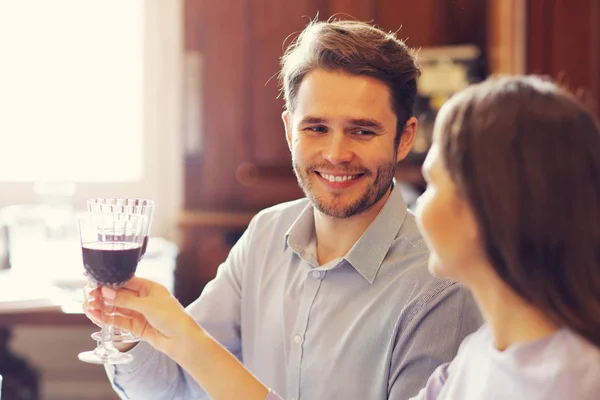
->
[107,184,482,399]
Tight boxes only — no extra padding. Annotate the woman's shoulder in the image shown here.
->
[561,329,600,368]
[545,329,600,398]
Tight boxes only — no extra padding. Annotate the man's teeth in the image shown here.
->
[321,174,356,182]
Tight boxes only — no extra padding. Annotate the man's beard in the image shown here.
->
[293,158,397,219]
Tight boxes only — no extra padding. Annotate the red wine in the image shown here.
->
[140,236,149,259]
[82,242,141,287]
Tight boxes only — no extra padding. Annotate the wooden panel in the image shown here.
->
[376,0,486,48]
[376,0,446,46]
[549,2,592,91]
[183,0,201,51]
[248,0,321,167]
[526,0,550,74]
[527,0,600,116]
[592,0,600,114]
[446,0,488,51]
[184,0,251,209]
[178,210,256,228]
[175,227,234,306]
[0,312,90,327]
[325,0,376,21]
[487,0,526,74]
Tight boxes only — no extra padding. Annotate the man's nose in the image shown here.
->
[323,132,353,164]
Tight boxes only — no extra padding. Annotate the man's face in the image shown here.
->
[283,69,414,219]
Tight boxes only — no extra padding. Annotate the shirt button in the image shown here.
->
[293,334,303,344]
[312,270,322,279]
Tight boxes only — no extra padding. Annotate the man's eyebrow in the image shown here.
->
[297,117,385,131]
[349,118,384,130]
[298,116,327,125]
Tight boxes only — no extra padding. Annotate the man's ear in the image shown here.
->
[396,116,418,161]
[282,110,293,152]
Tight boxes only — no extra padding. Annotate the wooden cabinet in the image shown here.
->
[527,0,600,117]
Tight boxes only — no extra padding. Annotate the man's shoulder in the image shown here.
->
[382,224,478,326]
[394,209,429,252]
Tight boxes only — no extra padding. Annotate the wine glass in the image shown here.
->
[77,212,146,364]
[87,198,155,343]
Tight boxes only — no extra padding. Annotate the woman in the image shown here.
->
[88,75,600,399]
[409,75,600,399]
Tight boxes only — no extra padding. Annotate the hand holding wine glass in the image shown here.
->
[86,198,155,344]
[86,276,198,359]
[78,212,146,365]
[87,276,273,400]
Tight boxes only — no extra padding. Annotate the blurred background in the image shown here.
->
[0,0,597,398]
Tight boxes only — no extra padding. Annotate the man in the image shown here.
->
[95,19,482,399]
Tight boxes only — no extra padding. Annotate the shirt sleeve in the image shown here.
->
[388,283,483,400]
[105,215,257,399]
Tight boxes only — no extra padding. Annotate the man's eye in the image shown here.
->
[305,126,327,133]
[354,130,375,136]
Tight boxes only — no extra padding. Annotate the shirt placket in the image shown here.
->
[287,266,325,400]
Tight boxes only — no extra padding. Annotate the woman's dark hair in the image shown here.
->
[438,75,600,346]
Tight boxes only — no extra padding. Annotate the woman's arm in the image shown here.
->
[89,277,281,400]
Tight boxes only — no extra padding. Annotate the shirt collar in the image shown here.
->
[344,183,408,283]
[284,181,409,283]
[284,201,315,255]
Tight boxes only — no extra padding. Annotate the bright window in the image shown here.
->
[0,0,182,239]
[0,0,144,182]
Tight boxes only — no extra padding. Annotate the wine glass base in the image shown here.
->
[78,350,133,365]
[91,330,140,344]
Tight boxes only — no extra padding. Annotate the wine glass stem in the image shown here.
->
[99,294,118,354]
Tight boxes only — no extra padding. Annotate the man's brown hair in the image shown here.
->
[279,19,420,147]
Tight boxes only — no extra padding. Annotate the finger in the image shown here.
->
[84,287,102,308]
[90,307,157,344]
[84,300,129,328]
[119,276,155,292]
[113,306,136,319]
[87,297,104,311]
[88,307,122,329]
[102,286,152,315]
[103,286,139,299]
[82,304,104,328]
[85,282,98,293]
[88,286,137,307]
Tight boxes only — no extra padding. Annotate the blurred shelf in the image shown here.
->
[178,210,256,228]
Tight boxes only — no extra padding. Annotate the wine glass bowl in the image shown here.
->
[87,198,155,259]
[86,198,155,343]
[77,212,146,364]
